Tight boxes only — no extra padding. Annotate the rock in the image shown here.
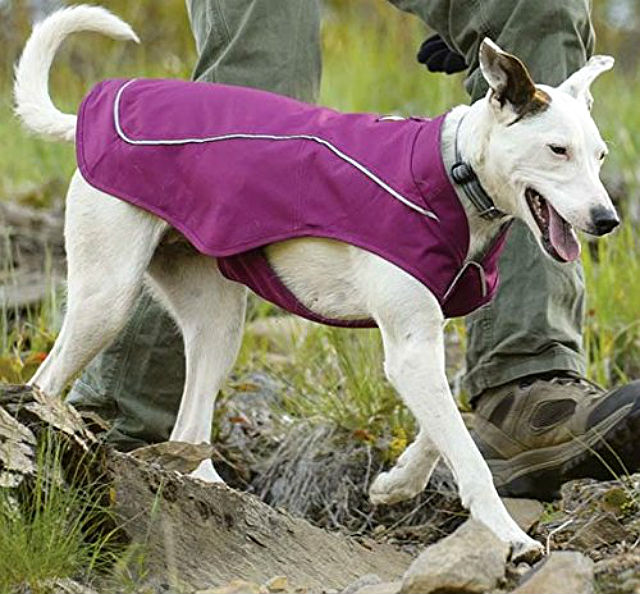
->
[130,441,215,473]
[508,562,533,579]
[461,412,474,431]
[552,478,636,552]
[502,498,544,532]
[196,580,266,594]
[0,384,97,488]
[110,451,411,591]
[0,200,66,309]
[265,575,289,592]
[0,403,37,487]
[400,519,509,594]
[560,478,638,518]
[560,479,599,513]
[341,574,381,594]
[222,372,286,452]
[39,578,99,594]
[567,512,630,549]
[0,384,411,592]
[595,552,640,594]
[512,551,594,594]
[354,582,401,594]
[599,486,634,517]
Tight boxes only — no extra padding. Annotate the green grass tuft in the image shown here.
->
[0,433,121,594]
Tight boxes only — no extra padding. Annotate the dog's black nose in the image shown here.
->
[590,206,620,235]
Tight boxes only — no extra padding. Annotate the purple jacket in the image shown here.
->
[77,78,508,326]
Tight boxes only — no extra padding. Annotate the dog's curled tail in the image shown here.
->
[14,4,138,142]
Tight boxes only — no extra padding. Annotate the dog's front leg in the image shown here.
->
[369,430,440,505]
[369,279,542,560]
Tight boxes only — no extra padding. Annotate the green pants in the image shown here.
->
[67,0,594,450]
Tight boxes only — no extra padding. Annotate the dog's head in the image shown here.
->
[472,38,617,262]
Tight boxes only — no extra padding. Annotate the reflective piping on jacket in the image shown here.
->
[442,260,487,303]
[112,79,439,221]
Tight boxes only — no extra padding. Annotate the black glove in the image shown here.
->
[417,34,467,75]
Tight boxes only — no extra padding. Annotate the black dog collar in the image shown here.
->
[451,114,506,221]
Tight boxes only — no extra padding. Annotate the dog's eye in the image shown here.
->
[599,151,607,161]
[549,145,568,156]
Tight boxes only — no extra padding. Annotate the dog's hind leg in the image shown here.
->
[364,257,543,561]
[29,172,167,397]
[146,246,247,483]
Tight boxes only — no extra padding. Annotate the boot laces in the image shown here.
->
[547,373,604,400]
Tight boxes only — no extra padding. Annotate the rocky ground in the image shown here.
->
[2,382,640,594]
[189,374,640,594]
[2,200,640,593]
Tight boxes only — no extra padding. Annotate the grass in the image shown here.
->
[0,432,120,593]
[0,100,75,198]
[582,223,640,386]
[0,277,60,384]
[0,0,196,197]
[584,73,640,385]
[238,323,416,455]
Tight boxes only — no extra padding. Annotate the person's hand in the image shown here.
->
[417,34,466,75]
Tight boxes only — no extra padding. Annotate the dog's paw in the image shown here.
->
[369,470,423,505]
[190,458,225,484]
[510,537,544,564]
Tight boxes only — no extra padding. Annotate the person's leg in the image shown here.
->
[187,0,321,102]
[67,0,322,449]
[450,0,593,396]
[389,0,640,500]
[67,293,186,451]
[385,1,591,396]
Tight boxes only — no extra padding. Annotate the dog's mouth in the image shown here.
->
[525,188,581,263]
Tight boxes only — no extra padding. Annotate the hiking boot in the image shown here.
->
[474,373,640,501]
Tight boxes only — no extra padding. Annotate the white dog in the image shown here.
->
[15,6,618,560]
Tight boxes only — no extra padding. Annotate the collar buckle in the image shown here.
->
[450,161,476,185]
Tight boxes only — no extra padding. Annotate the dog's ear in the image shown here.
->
[558,55,614,110]
[478,38,543,116]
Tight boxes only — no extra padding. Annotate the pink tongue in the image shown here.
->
[548,203,581,262]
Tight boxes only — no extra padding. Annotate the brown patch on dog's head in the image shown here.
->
[478,38,551,121]
[509,87,551,125]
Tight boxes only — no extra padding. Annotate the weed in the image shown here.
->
[0,431,121,593]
